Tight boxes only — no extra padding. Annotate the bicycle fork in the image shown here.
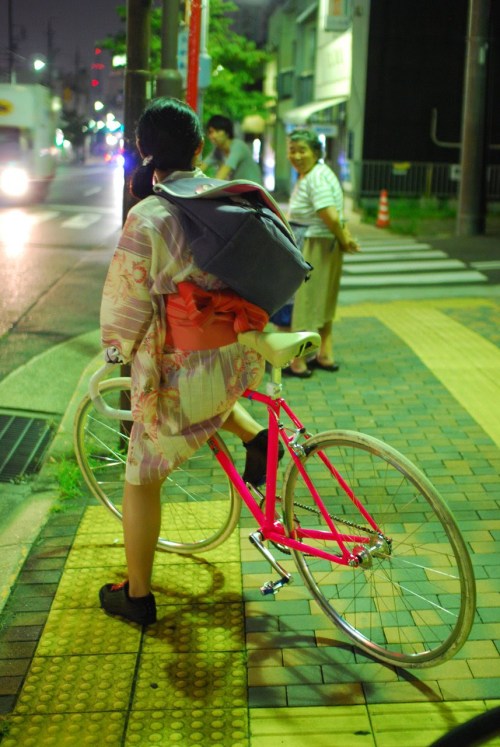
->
[249,530,293,595]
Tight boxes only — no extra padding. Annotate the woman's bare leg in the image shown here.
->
[222,401,263,443]
[318,320,334,364]
[122,478,163,598]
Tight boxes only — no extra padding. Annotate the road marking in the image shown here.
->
[60,213,102,229]
[344,259,467,274]
[341,271,487,286]
[344,250,448,263]
[471,260,500,270]
[48,204,119,215]
[359,242,433,252]
[28,212,60,224]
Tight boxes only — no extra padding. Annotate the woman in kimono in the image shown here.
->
[99,98,276,625]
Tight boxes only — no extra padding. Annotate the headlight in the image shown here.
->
[0,167,30,197]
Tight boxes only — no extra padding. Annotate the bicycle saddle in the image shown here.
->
[238,330,320,368]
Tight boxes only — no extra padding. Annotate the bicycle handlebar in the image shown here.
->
[89,363,133,421]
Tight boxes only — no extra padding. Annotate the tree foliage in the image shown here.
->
[99,0,270,124]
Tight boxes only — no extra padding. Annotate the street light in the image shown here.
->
[33,58,46,72]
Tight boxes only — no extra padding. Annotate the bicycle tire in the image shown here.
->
[283,429,476,668]
[73,376,241,553]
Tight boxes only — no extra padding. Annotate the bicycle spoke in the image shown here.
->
[284,430,475,668]
[74,379,241,553]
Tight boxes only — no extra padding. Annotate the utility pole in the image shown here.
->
[156,0,183,99]
[456,0,491,236]
[46,18,55,89]
[7,0,15,83]
[186,0,202,111]
[122,0,152,223]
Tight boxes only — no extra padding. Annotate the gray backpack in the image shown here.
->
[154,177,311,316]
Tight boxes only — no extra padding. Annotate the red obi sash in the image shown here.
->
[165,281,269,351]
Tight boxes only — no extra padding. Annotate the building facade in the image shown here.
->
[266,0,500,203]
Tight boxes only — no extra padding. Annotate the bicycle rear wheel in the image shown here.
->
[73,377,241,553]
[283,430,476,668]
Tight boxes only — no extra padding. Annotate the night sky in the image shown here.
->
[2,0,124,72]
[2,0,273,78]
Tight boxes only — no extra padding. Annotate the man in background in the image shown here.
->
[201,114,262,183]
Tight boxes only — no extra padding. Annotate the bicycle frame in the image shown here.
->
[208,380,385,569]
[80,352,476,665]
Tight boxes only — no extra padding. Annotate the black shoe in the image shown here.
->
[99,581,157,625]
[242,429,285,486]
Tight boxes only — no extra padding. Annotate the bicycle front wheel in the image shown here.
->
[73,377,241,553]
[283,430,476,668]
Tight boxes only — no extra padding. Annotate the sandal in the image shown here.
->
[282,366,313,379]
[99,581,157,625]
[307,358,340,373]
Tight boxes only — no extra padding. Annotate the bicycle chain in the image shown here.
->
[292,499,381,537]
[268,498,380,555]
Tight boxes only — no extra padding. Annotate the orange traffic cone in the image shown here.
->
[376,189,390,228]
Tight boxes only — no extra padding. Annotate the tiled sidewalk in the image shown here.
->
[0,297,499,746]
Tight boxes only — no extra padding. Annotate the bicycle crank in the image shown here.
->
[249,531,293,595]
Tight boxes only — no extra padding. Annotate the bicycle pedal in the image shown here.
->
[260,577,290,596]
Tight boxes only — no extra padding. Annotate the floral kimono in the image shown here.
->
[101,170,264,484]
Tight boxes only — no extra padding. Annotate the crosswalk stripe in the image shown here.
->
[345,250,448,263]
[342,234,493,288]
[471,260,500,270]
[341,271,487,286]
[344,259,466,274]
[60,214,102,229]
[29,212,60,224]
[359,242,433,251]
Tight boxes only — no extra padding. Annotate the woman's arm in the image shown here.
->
[100,213,154,362]
[214,163,232,180]
[316,205,360,254]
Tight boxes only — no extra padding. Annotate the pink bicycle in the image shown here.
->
[74,330,476,669]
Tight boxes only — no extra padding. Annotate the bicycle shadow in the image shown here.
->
[139,567,247,709]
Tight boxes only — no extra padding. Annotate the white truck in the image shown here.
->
[0,83,57,202]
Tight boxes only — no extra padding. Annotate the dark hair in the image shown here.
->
[131,97,203,199]
[205,114,234,139]
[288,129,323,159]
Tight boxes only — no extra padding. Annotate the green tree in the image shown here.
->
[99,0,270,124]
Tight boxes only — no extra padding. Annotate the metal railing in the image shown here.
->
[349,161,500,200]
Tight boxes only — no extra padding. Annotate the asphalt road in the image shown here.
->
[0,161,124,380]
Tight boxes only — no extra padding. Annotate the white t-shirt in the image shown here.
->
[289,162,344,238]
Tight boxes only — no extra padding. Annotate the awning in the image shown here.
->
[283,96,347,125]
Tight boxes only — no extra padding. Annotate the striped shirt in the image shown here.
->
[289,162,344,238]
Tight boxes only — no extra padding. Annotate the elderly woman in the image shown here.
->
[284,129,359,378]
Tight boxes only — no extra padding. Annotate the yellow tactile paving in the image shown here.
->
[4,298,499,747]
[340,299,500,446]
[6,502,248,746]
[14,654,137,715]
[2,712,126,747]
[126,707,249,746]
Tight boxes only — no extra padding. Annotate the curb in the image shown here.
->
[0,330,102,615]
